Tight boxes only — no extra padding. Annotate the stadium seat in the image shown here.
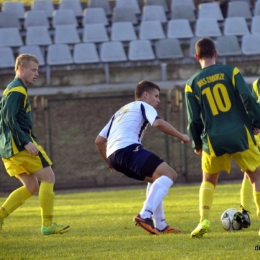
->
[26,26,52,46]
[100,41,127,62]
[227,1,252,19]
[1,2,25,19]
[195,19,221,37]
[54,25,80,44]
[88,0,112,16]
[115,0,141,15]
[145,0,169,12]
[216,35,242,56]
[224,17,250,36]
[171,0,196,11]
[82,8,108,26]
[242,34,260,55]
[112,7,138,24]
[197,2,224,21]
[139,21,165,40]
[19,45,45,66]
[141,5,167,23]
[83,23,109,43]
[251,16,260,34]
[167,19,193,39]
[47,43,73,65]
[0,12,20,28]
[111,22,137,41]
[155,38,183,59]
[128,39,155,61]
[52,9,78,27]
[254,1,260,16]
[0,47,15,68]
[0,28,23,47]
[31,0,55,19]
[24,10,50,28]
[58,0,83,17]
[171,5,196,22]
[73,42,100,63]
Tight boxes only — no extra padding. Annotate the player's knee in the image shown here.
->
[27,181,39,195]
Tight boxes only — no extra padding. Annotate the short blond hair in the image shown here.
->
[15,54,39,72]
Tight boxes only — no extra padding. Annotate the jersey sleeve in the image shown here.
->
[252,79,260,103]
[234,68,260,127]
[185,84,204,150]
[1,91,30,146]
[99,115,115,139]
[140,103,159,125]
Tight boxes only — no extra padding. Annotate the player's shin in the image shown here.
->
[140,176,173,219]
[199,182,214,222]
[39,182,54,227]
[0,186,32,220]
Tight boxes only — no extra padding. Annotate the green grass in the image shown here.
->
[1,183,260,260]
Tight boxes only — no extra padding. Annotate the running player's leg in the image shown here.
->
[190,151,230,238]
[190,172,217,238]
[240,173,253,212]
[246,166,260,234]
[32,166,70,235]
[140,162,176,219]
[145,182,180,233]
[0,173,37,230]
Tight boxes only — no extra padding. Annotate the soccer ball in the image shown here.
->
[220,208,243,231]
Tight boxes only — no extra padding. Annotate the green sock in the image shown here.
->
[199,182,214,222]
[0,186,32,219]
[39,182,54,227]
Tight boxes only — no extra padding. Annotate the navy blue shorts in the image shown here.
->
[107,144,164,181]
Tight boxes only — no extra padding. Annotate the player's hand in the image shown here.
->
[181,134,190,144]
[253,127,260,135]
[24,142,39,156]
[194,149,202,155]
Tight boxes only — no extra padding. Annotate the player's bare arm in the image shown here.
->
[152,118,190,143]
[95,135,116,172]
[24,142,39,156]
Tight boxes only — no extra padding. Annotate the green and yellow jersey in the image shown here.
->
[252,78,260,146]
[0,78,37,158]
[185,64,260,156]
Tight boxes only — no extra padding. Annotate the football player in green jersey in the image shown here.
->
[185,38,260,238]
[0,54,70,235]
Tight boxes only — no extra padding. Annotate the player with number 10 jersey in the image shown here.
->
[185,64,260,157]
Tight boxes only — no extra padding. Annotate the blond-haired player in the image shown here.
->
[0,54,70,235]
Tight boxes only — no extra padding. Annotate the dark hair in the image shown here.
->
[135,80,160,100]
[195,38,216,59]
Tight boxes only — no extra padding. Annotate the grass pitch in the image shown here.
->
[1,183,260,260]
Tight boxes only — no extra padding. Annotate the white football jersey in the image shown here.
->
[99,101,159,157]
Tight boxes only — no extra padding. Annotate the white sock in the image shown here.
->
[140,176,173,219]
[146,182,167,230]
[153,201,167,230]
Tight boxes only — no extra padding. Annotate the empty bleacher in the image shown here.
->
[0,0,259,85]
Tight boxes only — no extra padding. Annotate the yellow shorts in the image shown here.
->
[2,145,52,177]
[202,144,260,174]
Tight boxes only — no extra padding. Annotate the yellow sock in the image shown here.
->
[240,177,253,212]
[0,186,32,219]
[254,191,260,220]
[199,181,214,222]
[39,182,54,227]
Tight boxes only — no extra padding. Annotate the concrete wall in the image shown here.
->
[1,59,260,89]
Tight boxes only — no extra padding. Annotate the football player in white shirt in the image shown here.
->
[95,80,190,235]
